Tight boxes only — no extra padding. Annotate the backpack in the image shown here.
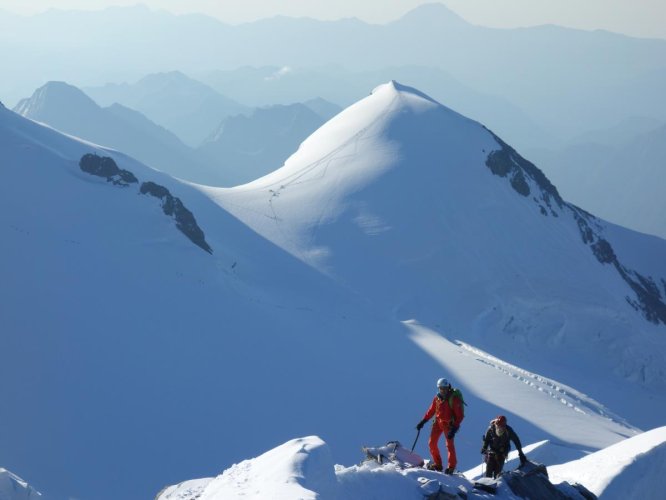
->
[449,388,467,416]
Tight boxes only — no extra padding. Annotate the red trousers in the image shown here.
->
[429,423,457,469]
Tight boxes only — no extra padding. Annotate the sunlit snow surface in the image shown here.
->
[158,431,666,499]
[2,80,666,500]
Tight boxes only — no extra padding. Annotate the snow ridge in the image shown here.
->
[455,340,635,430]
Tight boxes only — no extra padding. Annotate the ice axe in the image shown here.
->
[410,428,421,452]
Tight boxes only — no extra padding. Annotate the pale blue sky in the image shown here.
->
[0,0,664,39]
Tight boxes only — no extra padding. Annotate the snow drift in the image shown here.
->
[550,426,666,499]
[157,429,666,499]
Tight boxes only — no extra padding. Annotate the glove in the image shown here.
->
[416,419,427,431]
[446,426,458,439]
[519,451,527,465]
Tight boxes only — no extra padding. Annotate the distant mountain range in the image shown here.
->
[199,65,547,151]
[527,120,666,239]
[14,81,207,181]
[85,71,249,147]
[14,80,340,187]
[1,3,665,147]
[198,103,329,185]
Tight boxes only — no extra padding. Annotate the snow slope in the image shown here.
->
[1,80,665,500]
[207,81,666,425]
[550,426,666,498]
[0,101,409,499]
[0,469,42,500]
[158,429,666,499]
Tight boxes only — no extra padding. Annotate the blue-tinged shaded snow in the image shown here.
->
[1,81,665,500]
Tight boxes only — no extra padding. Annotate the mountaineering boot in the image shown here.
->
[426,462,443,471]
[444,467,455,475]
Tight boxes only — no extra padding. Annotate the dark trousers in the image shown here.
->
[484,452,505,478]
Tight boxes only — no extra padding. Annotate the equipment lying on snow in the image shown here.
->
[362,441,424,468]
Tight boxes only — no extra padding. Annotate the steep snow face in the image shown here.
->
[208,81,666,415]
[549,426,666,498]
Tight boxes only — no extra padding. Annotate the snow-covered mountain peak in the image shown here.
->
[371,79,440,106]
[222,79,490,199]
[13,81,98,117]
[209,81,666,396]
[394,3,469,28]
[210,80,561,271]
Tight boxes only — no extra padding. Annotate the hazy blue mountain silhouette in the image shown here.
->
[529,122,666,239]
[200,65,546,150]
[2,3,664,145]
[85,71,248,147]
[303,97,343,121]
[14,81,208,181]
[198,103,327,186]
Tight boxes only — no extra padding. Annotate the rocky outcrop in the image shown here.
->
[485,130,563,215]
[503,462,596,500]
[484,134,666,326]
[140,181,212,254]
[78,153,212,254]
[79,153,138,186]
[571,206,666,325]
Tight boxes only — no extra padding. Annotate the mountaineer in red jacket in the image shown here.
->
[416,377,465,473]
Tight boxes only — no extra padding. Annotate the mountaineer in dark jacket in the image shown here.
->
[481,415,527,478]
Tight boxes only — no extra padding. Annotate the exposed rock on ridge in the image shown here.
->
[79,154,212,254]
[485,130,563,214]
[484,136,666,326]
[79,153,138,186]
[140,181,212,254]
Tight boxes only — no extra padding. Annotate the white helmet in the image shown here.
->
[437,377,449,388]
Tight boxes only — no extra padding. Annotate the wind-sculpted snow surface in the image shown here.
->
[158,433,666,499]
[549,426,666,499]
[158,437,337,500]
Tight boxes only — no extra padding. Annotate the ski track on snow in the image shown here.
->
[454,340,633,429]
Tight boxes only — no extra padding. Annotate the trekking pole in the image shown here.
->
[411,428,421,452]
